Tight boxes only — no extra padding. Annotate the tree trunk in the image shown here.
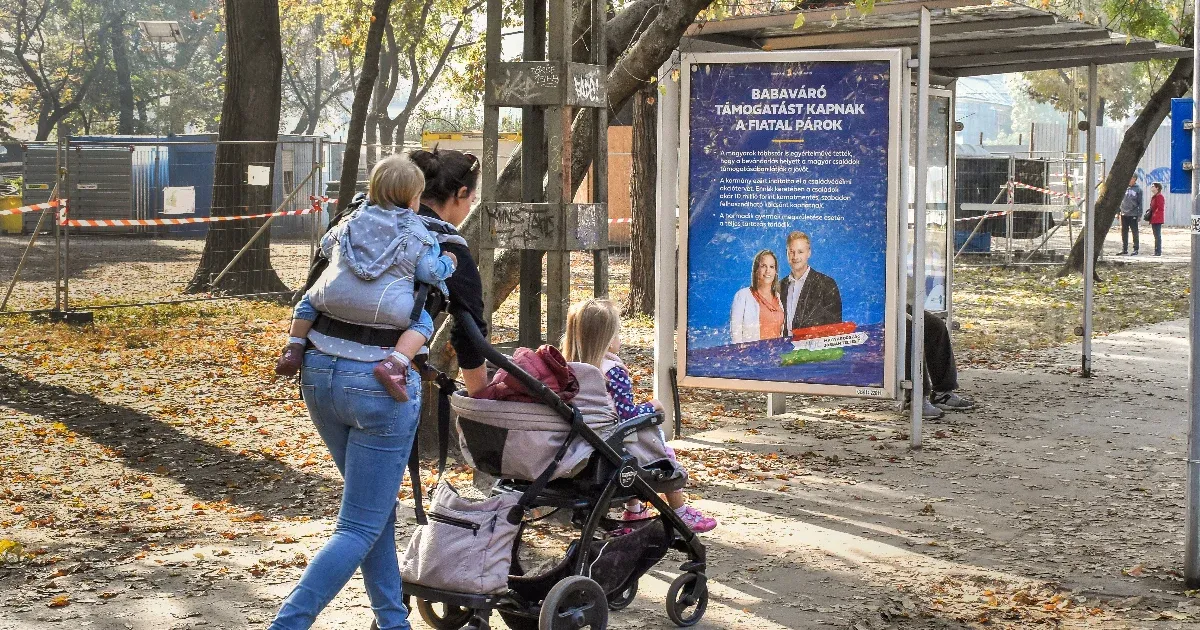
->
[624,84,656,316]
[290,112,310,135]
[136,100,148,134]
[336,0,392,212]
[379,118,398,151]
[35,108,59,141]
[111,19,135,135]
[1059,55,1193,277]
[185,0,287,295]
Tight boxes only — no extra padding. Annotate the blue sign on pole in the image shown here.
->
[678,52,901,399]
[1171,97,1193,194]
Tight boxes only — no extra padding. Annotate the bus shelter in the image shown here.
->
[651,0,1192,447]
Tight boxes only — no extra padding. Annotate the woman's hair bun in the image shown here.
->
[408,145,479,204]
[409,149,440,175]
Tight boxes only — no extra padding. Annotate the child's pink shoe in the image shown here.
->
[621,503,654,521]
[275,342,305,376]
[373,357,410,402]
[676,505,717,533]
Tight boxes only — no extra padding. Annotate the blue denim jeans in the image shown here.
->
[269,349,421,630]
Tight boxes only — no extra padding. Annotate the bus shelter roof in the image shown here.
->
[683,0,1191,77]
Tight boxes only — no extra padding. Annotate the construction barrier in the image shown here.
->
[58,206,317,228]
[1012,181,1083,203]
[0,199,63,216]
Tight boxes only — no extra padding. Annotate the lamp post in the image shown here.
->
[136,20,184,136]
[1185,0,1200,589]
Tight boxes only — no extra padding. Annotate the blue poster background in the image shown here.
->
[685,60,892,387]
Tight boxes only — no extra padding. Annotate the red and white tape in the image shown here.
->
[313,196,634,223]
[1011,181,1082,202]
[953,210,1008,223]
[0,199,63,216]
[59,207,317,228]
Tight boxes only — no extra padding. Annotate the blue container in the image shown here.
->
[954,230,991,253]
[1171,98,1192,194]
[165,137,217,236]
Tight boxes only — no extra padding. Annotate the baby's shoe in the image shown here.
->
[274,343,305,376]
[676,505,718,533]
[621,502,654,521]
[374,355,410,402]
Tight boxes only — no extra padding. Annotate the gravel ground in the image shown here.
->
[1,243,1199,630]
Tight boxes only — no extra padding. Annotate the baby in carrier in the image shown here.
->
[274,154,456,401]
[563,299,718,533]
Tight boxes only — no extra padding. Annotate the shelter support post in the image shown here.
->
[655,54,681,438]
[1184,0,1200,587]
[1082,63,1097,378]
[1006,157,1015,262]
[897,53,911,417]
[767,393,786,417]
[909,7,931,449]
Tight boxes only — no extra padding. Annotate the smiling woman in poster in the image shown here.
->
[730,249,787,343]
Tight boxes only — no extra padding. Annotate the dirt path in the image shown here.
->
[631,319,1199,629]
[2,320,1198,629]
[2,245,1199,629]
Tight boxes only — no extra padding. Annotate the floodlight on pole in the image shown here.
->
[137,20,184,43]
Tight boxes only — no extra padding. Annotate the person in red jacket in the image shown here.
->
[1146,182,1166,256]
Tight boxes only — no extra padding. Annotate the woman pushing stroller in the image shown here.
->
[268,149,485,630]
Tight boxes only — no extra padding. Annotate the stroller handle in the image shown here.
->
[450,305,578,422]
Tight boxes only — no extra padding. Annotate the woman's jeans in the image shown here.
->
[1152,223,1163,255]
[269,349,421,630]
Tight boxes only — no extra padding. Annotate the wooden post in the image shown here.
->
[483,0,607,347]
[518,0,547,348]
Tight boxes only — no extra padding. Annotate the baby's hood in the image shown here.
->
[336,205,432,280]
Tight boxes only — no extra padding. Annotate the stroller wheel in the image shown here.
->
[416,598,475,630]
[665,573,708,627]
[606,578,638,610]
[538,575,608,629]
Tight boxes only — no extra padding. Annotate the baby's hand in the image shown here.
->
[444,251,457,266]
[650,399,665,413]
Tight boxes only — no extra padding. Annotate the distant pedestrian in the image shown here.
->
[1146,182,1165,256]
[1118,176,1142,256]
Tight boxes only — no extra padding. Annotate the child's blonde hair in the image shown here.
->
[368,154,425,209]
[562,299,620,368]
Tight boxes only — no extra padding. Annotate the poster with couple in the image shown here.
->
[677,51,903,399]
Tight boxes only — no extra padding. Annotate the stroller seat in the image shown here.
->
[451,361,686,495]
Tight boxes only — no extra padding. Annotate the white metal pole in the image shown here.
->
[654,54,681,438]
[1184,0,1200,586]
[1082,64,1097,378]
[898,60,912,408]
[910,7,931,449]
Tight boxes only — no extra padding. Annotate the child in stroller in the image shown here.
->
[561,299,717,533]
[395,307,710,630]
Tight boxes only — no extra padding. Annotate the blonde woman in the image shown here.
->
[563,299,718,532]
[269,155,456,630]
[729,249,785,343]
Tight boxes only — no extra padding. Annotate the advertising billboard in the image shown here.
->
[678,51,902,398]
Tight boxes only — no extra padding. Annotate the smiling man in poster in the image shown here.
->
[779,230,842,331]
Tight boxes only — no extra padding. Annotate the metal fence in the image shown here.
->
[1,137,332,315]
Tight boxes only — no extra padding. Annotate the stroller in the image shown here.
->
[399,308,709,630]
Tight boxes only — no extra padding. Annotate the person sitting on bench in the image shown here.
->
[907,309,974,420]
